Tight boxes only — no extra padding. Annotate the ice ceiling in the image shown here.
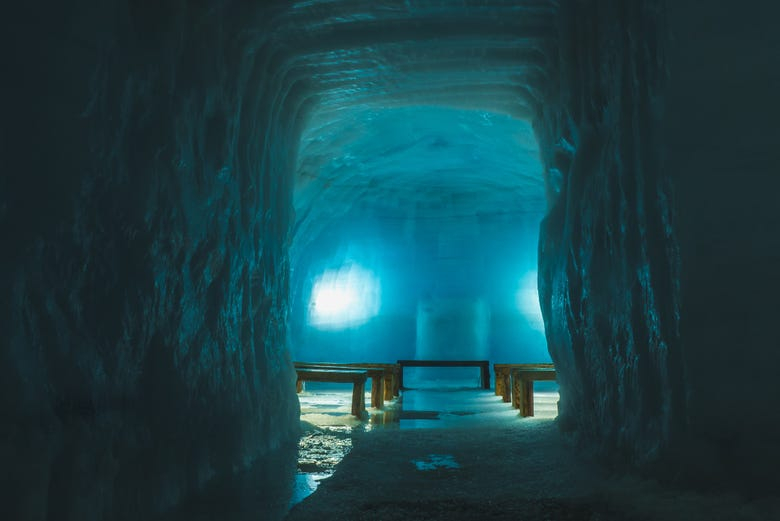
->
[286,0,556,253]
[294,107,545,237]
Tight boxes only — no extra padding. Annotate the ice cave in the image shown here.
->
[2,1,780,520]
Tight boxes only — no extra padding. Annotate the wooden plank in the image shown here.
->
[294,361,402,398]
[295,368,367,382]
[295,362,389,409]
[494,363,554,402]
[294,367,368,419]
[509,367,557,417]
[335,363,399,402]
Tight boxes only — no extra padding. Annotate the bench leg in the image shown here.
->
[296,379,303,393]
[384,376,394,401]
[351,381,366,418]
[481,364,491,389]
[519,378,534,417]
[393,372,400,396]
[495,370,503,396]
[502,373,512,403]
[511,373,520,409]
[370,376,384,409]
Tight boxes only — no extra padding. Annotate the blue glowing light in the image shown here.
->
[308,264,380,329]
[517,271,545,332]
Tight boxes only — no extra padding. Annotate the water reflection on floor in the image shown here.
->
[289,425,355,506]
[293,378,559,506]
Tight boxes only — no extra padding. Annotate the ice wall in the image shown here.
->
[2,3,301,519]
[288,213,547,365]
[289,107,549,364]
[664,0,780,490]
[536,0,684,468]
[5,0,777,514]
[537,0,780,491]
[416,298,491,361]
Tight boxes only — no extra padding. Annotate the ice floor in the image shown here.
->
[297,378,558,429]
[292,377,559,506]
[289,380,780,521]
[158,379,780,521]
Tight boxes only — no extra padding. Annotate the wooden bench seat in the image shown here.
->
[294,367,368,417]
[294,362,396,409]
[342,363,400,401]
[510,367,557,417]
[396,360,490,390]
[494,363,555,403]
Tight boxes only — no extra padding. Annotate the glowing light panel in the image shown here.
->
[308,264,380,329]
[517,270,545,332]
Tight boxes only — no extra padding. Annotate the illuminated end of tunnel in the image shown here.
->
[308,264,381,330]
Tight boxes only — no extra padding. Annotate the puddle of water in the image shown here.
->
[289,471,332,507]
[412,454,460,471]
[297,427,353,470]
[291,425,354,507]
[399,410,440,420]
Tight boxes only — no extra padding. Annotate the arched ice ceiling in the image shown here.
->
[273,0,559,253]
[295,107,545,222]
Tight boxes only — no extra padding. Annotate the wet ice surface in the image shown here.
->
[292,381,780,521]
[412,454,460,471]
[160,380,780,521]
[293,378,559,507]
[289,425,354,506]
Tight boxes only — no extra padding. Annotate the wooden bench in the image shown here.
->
[294,362,393,409]
[510,366,557,417]
[494,363,555,403]
[294,367,368,417]
[342,363,400,401]
[396,360,491,390]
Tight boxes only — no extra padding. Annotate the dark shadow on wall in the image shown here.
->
[154,444,299,521]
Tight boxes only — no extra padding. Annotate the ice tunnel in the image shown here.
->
[289,106,549,364]
[3,0,780,519]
